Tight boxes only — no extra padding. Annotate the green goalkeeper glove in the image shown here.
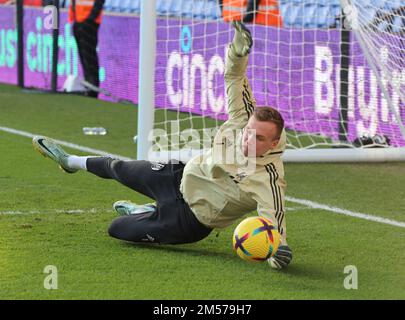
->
[231,21,253,57]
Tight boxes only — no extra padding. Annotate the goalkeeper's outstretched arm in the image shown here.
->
[223,21,256,129]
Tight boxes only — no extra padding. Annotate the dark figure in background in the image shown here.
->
[219,0,260,23]
[242,0,260,23]
[69,0,105,98]
[221,0,282,26]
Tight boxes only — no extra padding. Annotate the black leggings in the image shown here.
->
[86,158,212,244]
[73,21,100,97]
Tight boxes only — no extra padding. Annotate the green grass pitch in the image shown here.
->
[0,83,404,299]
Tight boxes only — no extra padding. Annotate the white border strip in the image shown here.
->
[1,125,404,228]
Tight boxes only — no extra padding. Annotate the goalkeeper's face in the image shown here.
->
[242,116,280,157]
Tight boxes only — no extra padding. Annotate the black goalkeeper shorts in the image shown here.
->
[86,157,212,244]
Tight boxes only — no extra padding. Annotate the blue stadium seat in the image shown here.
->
[119,0,131,13]
[192,0,205,19]
[207,0,222,20]
[292,5,317,28]
[109,0,121,12]
[370,0,387,8]
[157,0,176,15]
[293,5,305,26]
[103,0,113,12]
[384,0,402,9]
[170,0,183,17]
[181,0,194,19]
[281,4,300,27]
[316,5,328,27]
[128,0,140,14]
[377,20,389,31]
[156,0,165,15]
[279,2,290,25]
[329,4,341,19]
[289,0,340,6]
[358,5,377,26]
[316,5,336,28]
[303,4,318,28]
[392,16,404,32]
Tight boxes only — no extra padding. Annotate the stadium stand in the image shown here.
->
[21,0,403,29]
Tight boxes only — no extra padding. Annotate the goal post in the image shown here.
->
[136,0,405,163]
[137,0,157,161]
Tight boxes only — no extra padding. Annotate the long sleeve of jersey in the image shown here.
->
[223,44,256,129]
[251,164,287,245]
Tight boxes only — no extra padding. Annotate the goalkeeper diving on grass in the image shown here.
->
[33,22,292,269]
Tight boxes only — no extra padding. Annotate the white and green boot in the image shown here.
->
[32,136,77,173]
[113,200,156,216]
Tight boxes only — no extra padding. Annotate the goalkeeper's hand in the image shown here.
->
[268,245,293,270]
[231,21,253,57]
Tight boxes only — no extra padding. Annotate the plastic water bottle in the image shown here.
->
[82,127,107,135]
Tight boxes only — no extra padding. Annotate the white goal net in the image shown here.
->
[137,0,405,162]
[341,0,405,139]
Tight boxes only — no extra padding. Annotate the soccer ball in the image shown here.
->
[233,217,280,262]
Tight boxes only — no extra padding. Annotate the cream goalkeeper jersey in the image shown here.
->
[180,45,287,243]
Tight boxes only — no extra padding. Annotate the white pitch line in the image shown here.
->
[0,210,40,215]
[2,125,405,228]
[2,207,306,215]
[0,126,132,160]
[0,208,105,215]
[285,206,308,212]
[286,196,405,229]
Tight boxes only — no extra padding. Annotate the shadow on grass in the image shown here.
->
[118,241,337,282]
[120,240,234,262]
[282,263,337,281]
